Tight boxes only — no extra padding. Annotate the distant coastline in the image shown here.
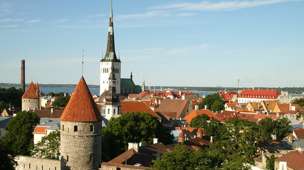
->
[1,83,304,95]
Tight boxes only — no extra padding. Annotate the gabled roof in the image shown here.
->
[278,150,304,170]
[22,82,40,99]
[60,77,101,122]
[108,149,137,164]
[277,103,290,113]
[156,99,189,119]
[121,101,160,119]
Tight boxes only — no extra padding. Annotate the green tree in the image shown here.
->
[0,87,23,111]
[266,155,275,170]
[102,112,173,161]
[52,95,70,108]
[153,145,196,170]
[190,115,209,128]
[32,131,60,159]
[274,118,291,141]
[292,98,304,107]
[0,142,15,170]
[203,94,225,112]
[2,111,40,155]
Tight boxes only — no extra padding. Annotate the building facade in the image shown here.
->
[99,0,121,121]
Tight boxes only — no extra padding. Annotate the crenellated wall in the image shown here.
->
[15,156,63,170]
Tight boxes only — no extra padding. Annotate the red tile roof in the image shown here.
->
[294,128,304,139]
[238,89,280,99]
[219,91,237,101]
[121,101,160,119]
[277,103,290,113]
[278,151,304,170]
[22,82,40,99]
[156,99,189,119]
[60,77,101,122]
[34,126,47,134]
[184,109,216,123]
[109,149,137,164]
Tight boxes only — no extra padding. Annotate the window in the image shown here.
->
[113,109,116,114]
[74,126,78,132]
[108,109,110,114]
[62,125,64,131]
[67,155,69,161]
[90,125,94,132]
[29,163,31,168]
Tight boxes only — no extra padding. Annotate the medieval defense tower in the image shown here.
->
[21,82,40,111]
[99,0,121,120]
[60,77,102,170]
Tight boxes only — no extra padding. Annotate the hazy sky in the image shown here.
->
[0,0,303,87]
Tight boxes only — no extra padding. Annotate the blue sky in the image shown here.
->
[0,0,303,87]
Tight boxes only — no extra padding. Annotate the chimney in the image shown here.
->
[128,143,139,152]
[204,105,208,110]
[210,136,214,143]
[21,60,25,91]
[197,128,203,138]
[50,107,54,114]
[153,138,158,144]
[178,130,185,143]
[194,105,199,111]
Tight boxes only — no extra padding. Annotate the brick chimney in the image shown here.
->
[21,60,25,91]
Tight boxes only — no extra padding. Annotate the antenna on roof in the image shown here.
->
[81,49,85,76]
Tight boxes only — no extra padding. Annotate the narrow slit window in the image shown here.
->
[74,126,78,132]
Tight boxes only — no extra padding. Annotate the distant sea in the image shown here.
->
[40,85,214,97]
[2,83,303,96]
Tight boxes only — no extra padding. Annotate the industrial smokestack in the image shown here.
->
[21,60,25,91]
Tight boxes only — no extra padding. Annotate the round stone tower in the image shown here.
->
[60,77,102,170]
[21,82,40,111]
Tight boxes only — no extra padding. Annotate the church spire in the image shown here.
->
[102,0,120,62]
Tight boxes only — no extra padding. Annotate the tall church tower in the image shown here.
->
[99,0,121,121]
[60,77,102,170]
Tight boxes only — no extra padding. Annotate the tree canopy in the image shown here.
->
[202,93,225,112]
[155,118,292,170]
[2,111,40,155]
[102,112,173,161]
[0,87,23,112]
[52,95,70,108]
[292,98,304,107]
[32,130,60,159]
[0,142,15,170]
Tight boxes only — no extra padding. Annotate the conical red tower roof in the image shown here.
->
[61,77,101,122]
[22,82,40,99]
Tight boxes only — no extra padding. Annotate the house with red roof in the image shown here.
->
[120,101,161,120]
[275,150,304,170]
[237,89,281,104]
[155,99,192,120]
[33,125,57,144]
